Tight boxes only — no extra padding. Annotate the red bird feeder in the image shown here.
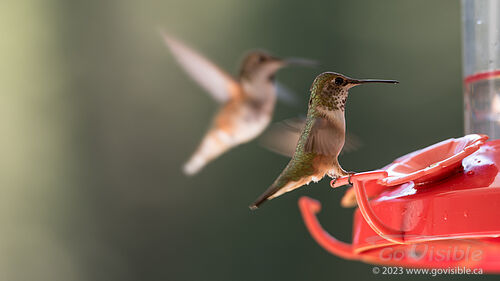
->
[299,134,500,272]
[298,1,500,271]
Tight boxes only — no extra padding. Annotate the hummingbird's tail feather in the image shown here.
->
[249,177,306,210]
[183,154,207,175]
[249,191,273,210]
[183,129,234,176]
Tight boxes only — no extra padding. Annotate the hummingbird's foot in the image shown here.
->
[347,172,356,186]
[331,176,338,186]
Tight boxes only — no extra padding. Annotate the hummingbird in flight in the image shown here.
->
[250,72,398,209]
[162,33,316,175]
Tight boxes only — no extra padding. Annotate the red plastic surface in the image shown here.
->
[332,134,488,188]
[299,136,500,272]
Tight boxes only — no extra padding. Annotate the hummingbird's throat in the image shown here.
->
[316,86,349,111]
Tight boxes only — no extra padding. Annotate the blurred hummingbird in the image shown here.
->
[250,72,398,209]
[162,33,316,175]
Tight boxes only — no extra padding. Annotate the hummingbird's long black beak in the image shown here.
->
[349,78,399,85]
[282,57,319,67]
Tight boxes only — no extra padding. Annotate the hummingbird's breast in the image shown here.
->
[241,79,277,112]
[235,97,274,141]
[212,97,273,145]
[288,109,347,179]
[209,79,277,146]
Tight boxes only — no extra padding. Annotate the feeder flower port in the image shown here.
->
[299,134,500,272]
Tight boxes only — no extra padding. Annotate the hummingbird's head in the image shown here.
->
[239,50,285,81]
[309,72,398,111]
[239,51,317,82]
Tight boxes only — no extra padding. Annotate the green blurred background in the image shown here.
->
[2,0,491,280]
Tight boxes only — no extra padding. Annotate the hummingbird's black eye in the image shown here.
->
[334,77,344,85]
[258,55,266,62]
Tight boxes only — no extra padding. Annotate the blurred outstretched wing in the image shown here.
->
[162,33,240,103]
[260,117,361,157]
[275,81,298,106]
[259,118,304,157]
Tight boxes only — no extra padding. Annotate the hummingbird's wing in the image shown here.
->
[275,81,298,106]
[260,117,360,157]
[162,33,240,103]
[259,118,304,157]
[304,117,343,155]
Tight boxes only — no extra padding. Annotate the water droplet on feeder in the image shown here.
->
[477,20,483,25]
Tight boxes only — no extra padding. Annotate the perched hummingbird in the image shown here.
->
[250,72,398,209]
[162,33,315,175]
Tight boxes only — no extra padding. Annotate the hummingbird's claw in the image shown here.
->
[347,172,356,186]
[331,176,338,186]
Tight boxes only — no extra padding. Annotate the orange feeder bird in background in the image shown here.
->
[298,1,500,272]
